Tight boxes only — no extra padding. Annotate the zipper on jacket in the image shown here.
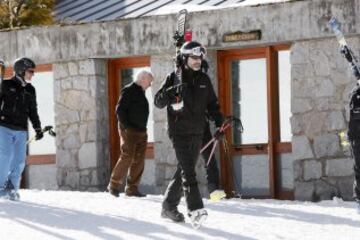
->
[13,97,18,113]
[0,101,4,111]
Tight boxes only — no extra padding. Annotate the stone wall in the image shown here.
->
[0,0,359,65]
[291,37,359,201]
[54,59,109,191]
[24,164,58,190]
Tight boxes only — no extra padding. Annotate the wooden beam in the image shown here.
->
[26,154,56,165]
[266,46,280,199]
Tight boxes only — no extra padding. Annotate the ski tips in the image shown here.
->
[328,16,347,46]
[328,17,339,29]
[178,9,188,15]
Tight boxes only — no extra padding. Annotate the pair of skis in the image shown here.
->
[329,17,360,80]
[170,9,190,112]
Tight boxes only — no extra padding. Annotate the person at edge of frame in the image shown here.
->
[0,57,43,201]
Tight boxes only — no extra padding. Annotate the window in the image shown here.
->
[28,71,56,155]
[278,50,291,142]
[232,58,268,145]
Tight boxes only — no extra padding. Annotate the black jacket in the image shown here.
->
[154,69,223,137]
[116,82,149,131]
[349,85,360,140]
[0,76,41,131]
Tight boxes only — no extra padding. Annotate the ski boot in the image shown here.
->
[5,181,20,201]
[188,208,208,229]
[161,208,185,222]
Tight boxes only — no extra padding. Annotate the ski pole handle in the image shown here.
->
[27,125,56,145]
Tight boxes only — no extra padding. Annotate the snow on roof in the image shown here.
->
[153,0,292,15]
[55,0,295,23]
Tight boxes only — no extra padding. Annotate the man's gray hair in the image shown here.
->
[135,69,154,82]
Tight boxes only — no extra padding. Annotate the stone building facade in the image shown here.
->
[2,0,360,200]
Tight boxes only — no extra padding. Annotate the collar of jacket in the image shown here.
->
[182,68,202,86]
[14,75,28,87]
[133,82,144,92]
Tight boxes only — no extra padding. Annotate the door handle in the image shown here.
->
[255,145,264,150]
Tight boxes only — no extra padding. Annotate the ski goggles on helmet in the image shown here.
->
[181,46,207,57]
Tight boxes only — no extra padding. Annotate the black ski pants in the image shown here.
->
[162,134,204,212]
[350,139,360,200]
[201,122,220,193]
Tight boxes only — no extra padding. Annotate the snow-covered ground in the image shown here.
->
[1,190,359,240]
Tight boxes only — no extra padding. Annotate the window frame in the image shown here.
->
[217,45,292,199]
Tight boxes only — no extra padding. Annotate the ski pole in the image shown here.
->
[329,17,360,80]
[203,123,232,167]
[200,116,243,166]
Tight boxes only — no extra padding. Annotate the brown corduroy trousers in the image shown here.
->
[109,128,147,194]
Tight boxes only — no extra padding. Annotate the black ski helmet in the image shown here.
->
[176,41,206,67]
[13,57,36,77]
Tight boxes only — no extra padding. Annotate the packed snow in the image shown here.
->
[1,190,359,240]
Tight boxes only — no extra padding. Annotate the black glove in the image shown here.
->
[214,128,225,140]
[165,83,186,99]
[173,31,185,48]
[35,129,44,140]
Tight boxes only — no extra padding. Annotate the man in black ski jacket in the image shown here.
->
[155,41,223,223]
[0,57,43,201]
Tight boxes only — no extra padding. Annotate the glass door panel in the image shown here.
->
[278,50,291,142]
[28,71,55,155]
[231,58,268,146]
